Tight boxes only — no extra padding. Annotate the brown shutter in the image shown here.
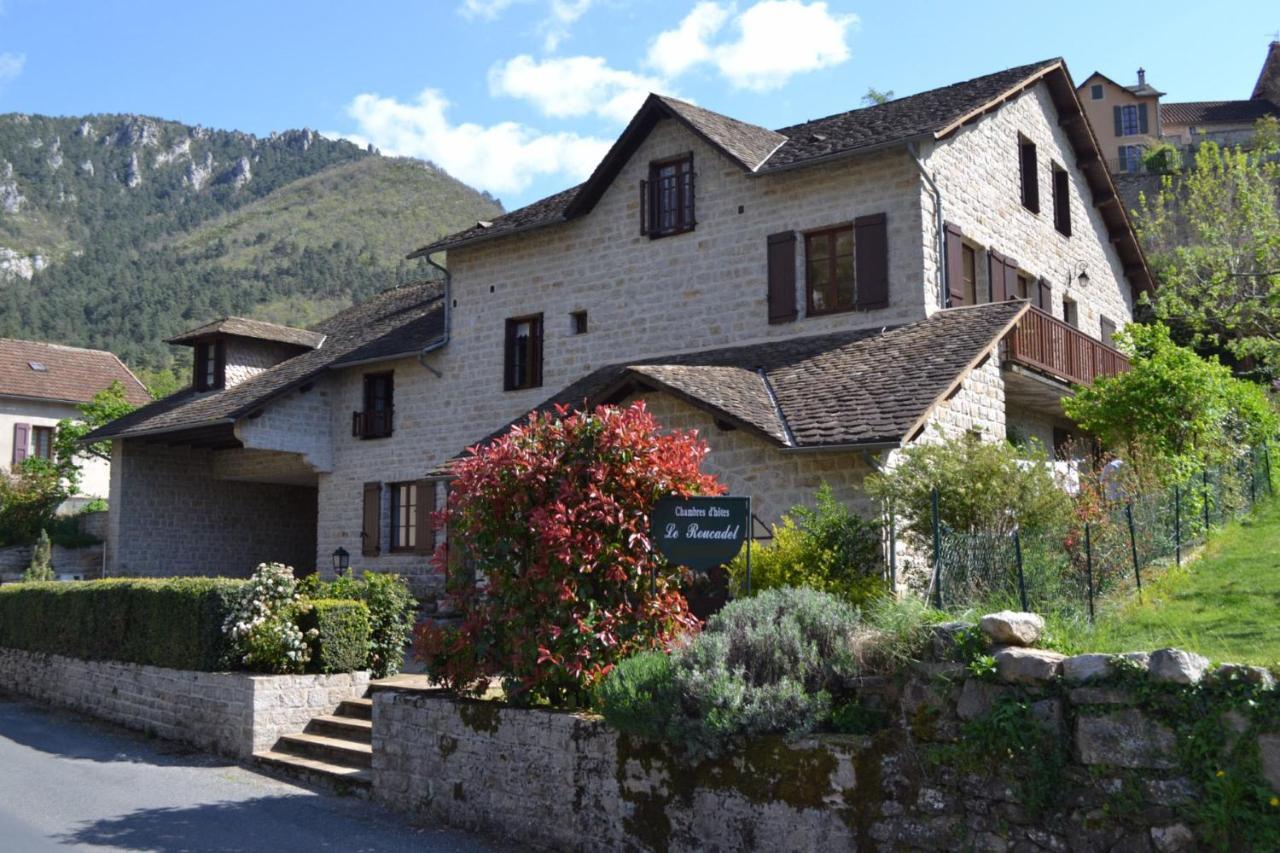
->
[943,222,965,306]
[361,482,381,557]
[1113,106,1123,136]
[531,316,543,387]
[639,179,648,236]
[988,252,1007,302]
[1037,277,1052,311]
[1019,141,1039,212]
[12,422,29,465]
[193,346,204,391]
[503,320,516,391]
[766,231,797,324]
[1003,257,1020,303]
[414,480,435,554]
[854,213,888,310]
[1138,103,1149,134]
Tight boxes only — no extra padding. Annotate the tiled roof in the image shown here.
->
[167,316,326,349]
[0,339,150,406]
[452,302,1026,466]
[86,282,444,442]
[1160,99,1280,126]
[411,60,1065,257]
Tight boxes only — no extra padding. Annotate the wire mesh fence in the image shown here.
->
[922,445,1274,619]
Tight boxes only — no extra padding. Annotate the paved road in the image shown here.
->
[0,693,509,852]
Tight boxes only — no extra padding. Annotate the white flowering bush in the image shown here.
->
[223,562,316,673]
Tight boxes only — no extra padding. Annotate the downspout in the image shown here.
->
[906,141,946,311]
[417,250,450,377]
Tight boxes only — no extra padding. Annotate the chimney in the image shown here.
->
[1137,67,1146,86]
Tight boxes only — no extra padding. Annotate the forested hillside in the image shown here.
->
[0,113,502,384]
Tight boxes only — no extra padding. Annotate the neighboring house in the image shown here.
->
[88,58,1149,599]
[1081,42,1280,176]
[0,338,150,504]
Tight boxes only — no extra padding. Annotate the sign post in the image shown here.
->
[651,495,751,593]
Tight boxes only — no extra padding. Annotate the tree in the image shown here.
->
[1136,119,1280,377]
[862,87,894,106]
[1063,323,1277,483]
[23,530,54,582]
[53,381,139,493]
[415,401,721,706]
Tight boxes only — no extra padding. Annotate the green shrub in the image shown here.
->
[597,587,863,756]
[0,459,67,547]
[299,570,417,677]
[223,562,310,674]
[298,599,371,674]
[0,578,244,670]
[728,484,884,605]
[23,529,54,582]
[44,514,100,549]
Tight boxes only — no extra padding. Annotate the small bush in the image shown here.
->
[23,529,54,581]
[0,578,244,670]
[728,484,884,605]
[597,587,863,755]
[224,563,310,674]
[298,599,371,674]
[299,570,416,677]
[0,460,67,547]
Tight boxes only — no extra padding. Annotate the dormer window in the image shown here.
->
[194,340,225,391]
[641,153,695,238]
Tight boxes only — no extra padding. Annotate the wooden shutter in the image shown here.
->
[1038,277,1052,311]
[503,320,516,391]
[944,222,965,306]
[1113,106,1123,136]
[193,346,205,391]
[853,213,888,310]
[12,422,29,465]
[414,480,436,555]
[1003,257,1020,303]
[1019,140,1039,212]
[1138,103,1149,134]
[988,252,1007,302]
[1053,168,1071,236]
[639,179,648,236]
[766,231,797,324]
[361,482,381,557]
[531,316,544,387]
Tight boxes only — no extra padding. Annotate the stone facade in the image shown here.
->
[223,338,305,388]
[108,441,317,576]
[0,646,367,758]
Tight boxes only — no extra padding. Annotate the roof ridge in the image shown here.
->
[0,337,129,357]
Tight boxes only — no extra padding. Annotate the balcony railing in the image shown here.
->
[352,409,393,439]
[1004,306,1129,386]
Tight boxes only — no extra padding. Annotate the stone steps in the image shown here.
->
[252,691,375,791]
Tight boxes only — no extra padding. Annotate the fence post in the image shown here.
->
[1084,521,1095,624]
[1174,485,1181,567]
[1202,468,1211,534]
[930,488,942,609]
[1250,446,1258,507]
[1014,529,1028,611]
[1126,502,1142,601]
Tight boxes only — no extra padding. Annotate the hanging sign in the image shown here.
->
[650,496,750,572]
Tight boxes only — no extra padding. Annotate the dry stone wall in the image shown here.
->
[0,646,367,758]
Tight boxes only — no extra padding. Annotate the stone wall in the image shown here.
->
[371,622,1280,852]
[223,338,305,388]
[0,646,367,758]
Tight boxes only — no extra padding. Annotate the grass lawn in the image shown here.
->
[1044,497,1280,667]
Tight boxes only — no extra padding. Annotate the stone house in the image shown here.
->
[88,58,1149,601]
[0,338,149,506]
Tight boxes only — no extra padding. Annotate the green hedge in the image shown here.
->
[0,578,245,671]
[298,599,371,674]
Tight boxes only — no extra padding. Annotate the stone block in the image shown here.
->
[1062,653,1113,684]
[1075,709,1177,769]
[1068,687,1134,706]
[994,647,1064,684]
[1150,823,1196,852]
[956,678,1011,721]
[1260,733,1280,794]
[980,611,1044,646]
[1212,662,1276,689]
[1147,649,1209,685]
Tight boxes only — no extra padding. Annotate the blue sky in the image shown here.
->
[0,0,1276,208]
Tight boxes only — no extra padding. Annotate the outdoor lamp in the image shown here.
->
[332,547,350,573]
[1074,263,1090,288]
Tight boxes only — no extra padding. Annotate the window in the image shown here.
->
[1063,296,1079,329]
[805,226,855,315]
[1120,104,1140,136]
[1052,164,1071,236]
[194,339,225,391]
[389,482,418,552]
[570,310,588,335]
[1019,136,1039,213]
[354,372,393,439]
[504,315,543,391]
[1118,145,1144,173]
[961,244,977,305]
[1015,274,1030,300]
[643,154,694,238]
[1090,84,1103,100]
[1100,315,1118,345]
[31,426,54,460]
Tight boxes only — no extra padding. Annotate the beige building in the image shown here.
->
[1077,69,1164,173]
[0,339,149,506]
[91,58,1150,600]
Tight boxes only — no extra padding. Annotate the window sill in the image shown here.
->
[647,225,695,240]
[504,384,543,392]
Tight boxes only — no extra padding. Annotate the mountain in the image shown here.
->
[0,113,502,382]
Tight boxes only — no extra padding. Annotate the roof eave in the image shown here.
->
[81,416,237,445]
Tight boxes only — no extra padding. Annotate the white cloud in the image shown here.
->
[647,1,856,92]
[458,0,522,20]
[540,0,594,51]
[339,88,611,196]
[0,52,25,84]
[489,54,664,123]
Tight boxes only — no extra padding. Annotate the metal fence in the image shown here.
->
[923,446,1274,619]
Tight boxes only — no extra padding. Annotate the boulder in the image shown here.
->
[994,647,1065,685]
[1148,649,1210,685]
[1062,653,1114,683]
[979,611,1044,646]
[1150,824,1196,853]
[1212,662,1276,689]
[1076,709,1177,769]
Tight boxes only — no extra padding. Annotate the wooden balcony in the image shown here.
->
[352,409,393,439]
[1004,306,1129,386]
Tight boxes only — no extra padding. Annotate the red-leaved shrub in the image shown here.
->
[415,401,722,705]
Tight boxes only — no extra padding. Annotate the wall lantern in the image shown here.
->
[332,547,350,573]
[1074,263,1090,288]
